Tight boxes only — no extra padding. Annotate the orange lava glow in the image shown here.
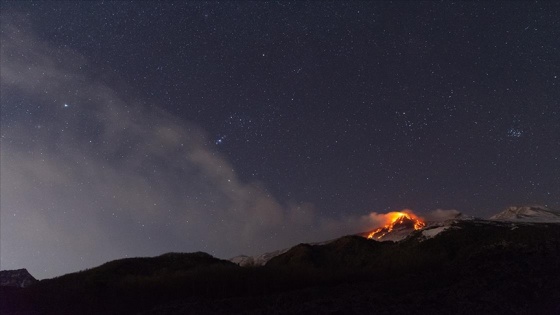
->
[367,210,426,239]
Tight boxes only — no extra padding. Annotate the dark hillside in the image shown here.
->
[2,221,560,314]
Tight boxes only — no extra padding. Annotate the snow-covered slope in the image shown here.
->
[373,226,416,242]
[230,248,290,267]
[490,205,560,222]
[421,226,450,239]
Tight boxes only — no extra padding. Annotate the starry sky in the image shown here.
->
[1,1,559,279]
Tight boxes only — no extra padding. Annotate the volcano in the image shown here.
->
[360,211,426,241]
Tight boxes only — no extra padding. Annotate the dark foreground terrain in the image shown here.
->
[2,220,560,314]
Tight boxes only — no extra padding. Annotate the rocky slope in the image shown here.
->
[0,269,37,288]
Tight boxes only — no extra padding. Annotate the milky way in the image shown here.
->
[1,2,559,279]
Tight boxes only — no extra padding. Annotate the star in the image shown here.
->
[215,135,226,145]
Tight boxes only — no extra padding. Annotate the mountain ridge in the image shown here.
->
[229,205,557,267]
[490,205,560,222]
[2,207,560,314]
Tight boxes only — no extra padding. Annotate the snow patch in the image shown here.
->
[421,226,449,239]
[230,248,290,266]
[490,206,560,223]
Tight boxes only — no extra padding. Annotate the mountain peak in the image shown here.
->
[490,205,560,222]
[360,211,426,241]
[0,268,37,288]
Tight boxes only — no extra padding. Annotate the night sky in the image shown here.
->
[1,1,559,279]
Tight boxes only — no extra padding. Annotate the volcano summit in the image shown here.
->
[360,211,426,241]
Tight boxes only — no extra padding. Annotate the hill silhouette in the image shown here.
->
[2,220,560,314]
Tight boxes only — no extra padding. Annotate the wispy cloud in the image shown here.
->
[1,14,389,279]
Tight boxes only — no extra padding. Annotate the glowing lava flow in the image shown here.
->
[367,211,426,240]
